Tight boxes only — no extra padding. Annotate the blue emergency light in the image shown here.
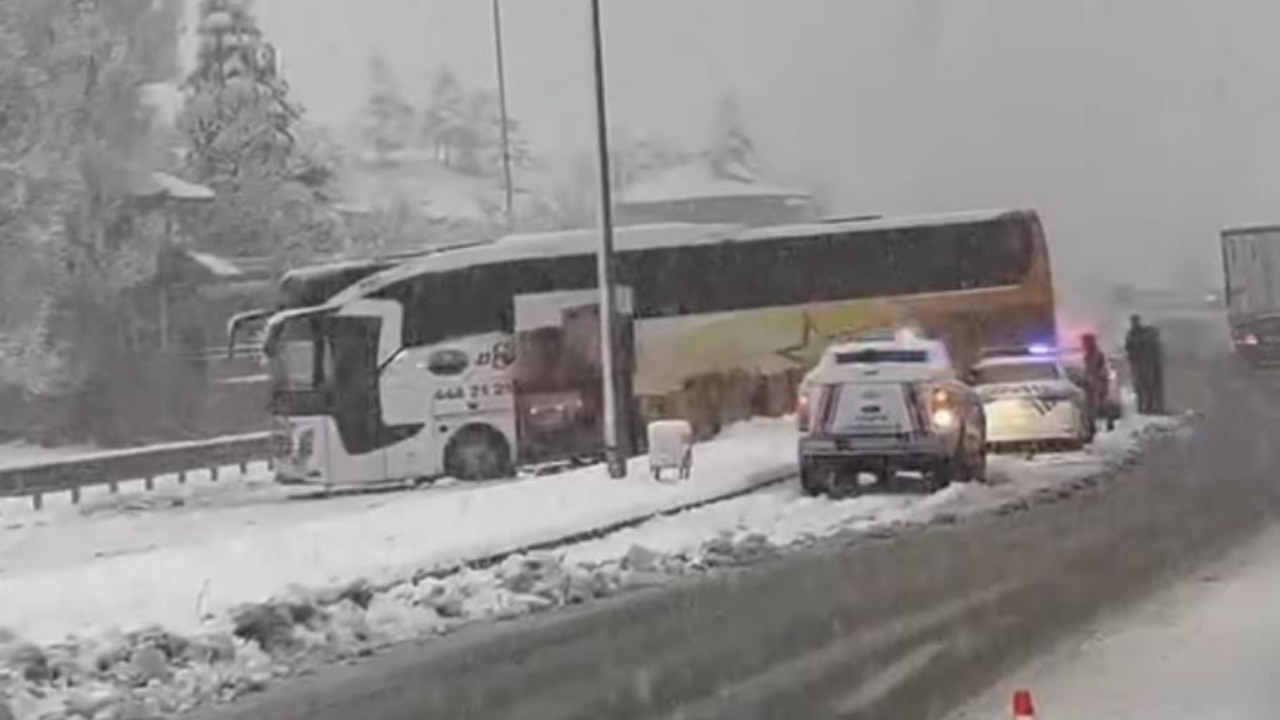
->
[980,343,1059,360]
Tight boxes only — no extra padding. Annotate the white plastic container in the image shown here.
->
[647,419,693,481]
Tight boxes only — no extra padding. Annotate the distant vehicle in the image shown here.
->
[1221,224,1280,365]
[260,208,1052,487]
[972,346,1092,452]
[797,330,987,496]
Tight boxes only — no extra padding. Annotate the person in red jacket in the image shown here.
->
[1080,333,1112,431]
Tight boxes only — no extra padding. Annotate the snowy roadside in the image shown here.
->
[0,418,797,643]
[0,412,1187,720]
[950,526,1280,720]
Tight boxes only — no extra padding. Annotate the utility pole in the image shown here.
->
[588,0,628,479]
[491,0,515,227]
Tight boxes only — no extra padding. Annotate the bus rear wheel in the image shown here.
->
[444,426,513,481]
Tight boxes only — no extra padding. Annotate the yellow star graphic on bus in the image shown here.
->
[776,311,832,368]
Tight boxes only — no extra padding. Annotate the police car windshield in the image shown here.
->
[973,362,1060,385]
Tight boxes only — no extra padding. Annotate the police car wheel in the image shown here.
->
[966,448,988,484]
[926,458,955,493]
[800,463,827,497]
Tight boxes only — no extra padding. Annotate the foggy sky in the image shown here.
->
[237,0,1280,313]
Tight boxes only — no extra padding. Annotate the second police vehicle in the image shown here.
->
[970,345,1093,452]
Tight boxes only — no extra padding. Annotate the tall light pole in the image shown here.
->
[491,0,515,227]
[588,0,628,479]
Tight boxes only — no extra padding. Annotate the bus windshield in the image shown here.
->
[265,312,382,399]
[269,316,328,391]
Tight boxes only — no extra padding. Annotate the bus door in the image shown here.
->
[320,313,389,484]
[512,288,635,466]
[317,298,406,484]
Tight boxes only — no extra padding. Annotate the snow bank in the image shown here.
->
[568,409,1187,567]
[0,418,795,645]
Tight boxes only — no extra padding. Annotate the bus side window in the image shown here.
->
[428,348,469,376]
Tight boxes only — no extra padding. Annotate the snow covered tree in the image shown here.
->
[363,53,413,162]
[612,133,692,191]
[179,0,337,259]
[707,93,760,183]
[422,66,466,167]
[182,0,301,182]
[0,0,185,403]
[417,66,530,177]
[0,1,55,378]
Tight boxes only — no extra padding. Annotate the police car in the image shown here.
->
[971,345,1093,452]
[797,329,987,496]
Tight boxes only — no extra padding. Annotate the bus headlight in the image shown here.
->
[297,428,315,461]
[931,407,956,429]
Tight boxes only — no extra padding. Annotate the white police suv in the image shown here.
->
[797,329,987,496]
[971,346,1093,452]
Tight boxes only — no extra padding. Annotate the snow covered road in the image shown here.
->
[952,525,1280,720]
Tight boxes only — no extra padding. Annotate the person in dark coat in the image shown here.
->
[1146,323,1167,414]
[1125,315,1154,414]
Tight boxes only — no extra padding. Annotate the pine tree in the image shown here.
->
[182,0,301,182]
[0,1,51,357]
[422,66,465,167]
[482,98,531,174]
[179,0,336,259]
[707,93,760,183]
[455,91,495,175]
[363,53,413,162]
[417,66,530,178]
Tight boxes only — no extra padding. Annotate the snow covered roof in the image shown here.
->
[125,172,215,201]
[328,223,740,304]
[807,335,954,383]
[325,208,1032,306]
[185,251,245,279]
[742,208,1027,241]
[618,163,812,206]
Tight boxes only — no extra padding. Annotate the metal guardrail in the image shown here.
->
[0,432,272,509]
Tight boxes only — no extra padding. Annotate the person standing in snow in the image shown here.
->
[1080,333,1111,432]
[1125,315,1154,413]
[1147,323,1168,414]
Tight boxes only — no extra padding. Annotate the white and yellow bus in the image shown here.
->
[263,209,1056,485]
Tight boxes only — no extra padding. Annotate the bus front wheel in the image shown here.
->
[444,426,513,481]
